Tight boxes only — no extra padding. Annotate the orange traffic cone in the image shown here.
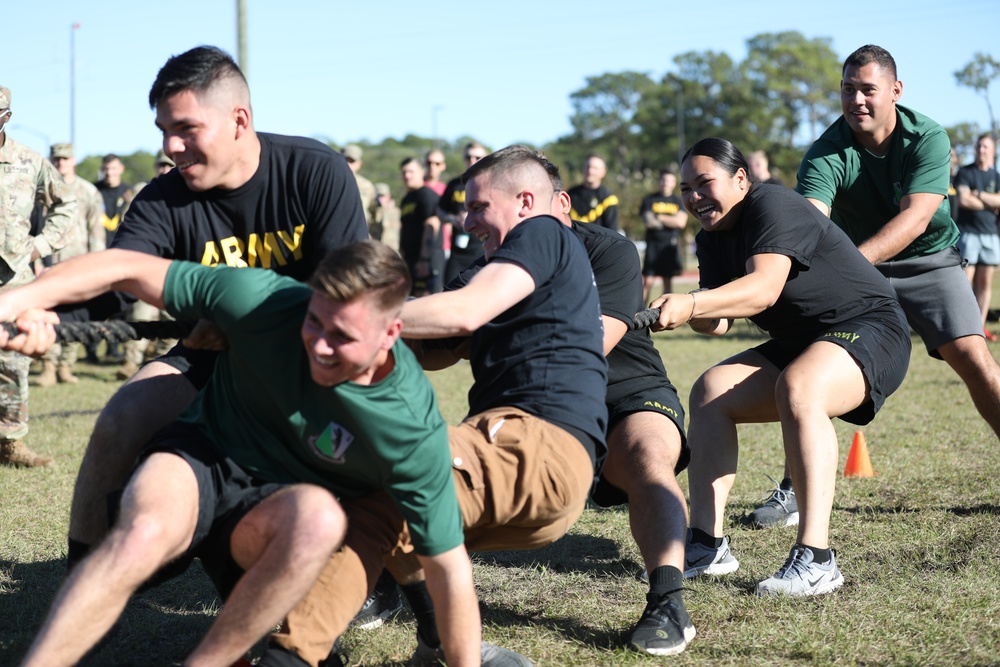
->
[843,430,875,477]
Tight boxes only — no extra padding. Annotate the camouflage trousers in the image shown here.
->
[0,267,34,442]
[123,300,176,366]
[42,342,80,366]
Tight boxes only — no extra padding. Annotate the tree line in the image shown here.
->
[75,32,998,240]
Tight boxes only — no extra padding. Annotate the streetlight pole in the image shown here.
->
[70,22,80,146]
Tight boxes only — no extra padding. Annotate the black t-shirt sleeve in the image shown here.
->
[742,187,819,269]
[110,179,177,257]
[491,218,565,287]
[300,149,370,266]
[589,236,641,326]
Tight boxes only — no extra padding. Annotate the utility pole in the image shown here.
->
[236,0,248,75]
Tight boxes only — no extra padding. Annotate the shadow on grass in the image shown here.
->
[837,502,1000,517]
[0,557,219,666]
[473,533,643,579]
[478,598,628,651]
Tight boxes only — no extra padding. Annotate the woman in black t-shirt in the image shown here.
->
[649,137,910,597]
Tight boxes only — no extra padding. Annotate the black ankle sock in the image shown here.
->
[400,580,439,648]
[780,477,794,491]
[67,538,92,573]
[690,527,723,548]
[800,544,832,563]
[647,565,684,597]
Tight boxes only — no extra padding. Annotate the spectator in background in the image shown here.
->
[92,153,134,363]
[343,143,379,233]
[747,150,785,186]
[374,182,401,251]
[32,143,105,387]
[640,169,688,300]
[0,85,76,468]
[440,141,487,283]
[95,153,132,244]
[400,157,443,295]
[117,149,179,381]
[424,148,447,196]
[954,133,1000,341]
[569,154,620,232]
[948,147,961,224]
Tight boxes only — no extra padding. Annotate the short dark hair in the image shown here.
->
[843,45,897,81]
[461,145,551,188]
[400,157,421,170]
[101,153,121,165]
[659,168,676,179]
[149,46,248,109]
[534,152,564,192]
[682,137,753,183]
[309,241,410,313]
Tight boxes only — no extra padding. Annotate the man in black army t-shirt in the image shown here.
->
[439,141,488,284]
[568,153,620,232]
[65,45,368,568]
[640,169,688,299]
[399,157,443,295]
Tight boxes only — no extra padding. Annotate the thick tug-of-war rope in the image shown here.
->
[631,307,661,330]
[1,320,196,346]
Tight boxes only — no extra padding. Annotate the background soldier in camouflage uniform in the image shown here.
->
[0,85,77,467]
[374,181,401,251]
[32,143,106,387]
[117,150,177,380]
[342,143,379,235]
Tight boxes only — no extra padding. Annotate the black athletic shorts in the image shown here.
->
[591,385,690,508]
[643,237,683,278]
[157,343,222,391]
[131,422,285,597]
[752,304,911,425]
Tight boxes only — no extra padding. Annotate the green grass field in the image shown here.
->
[2,323,999,666]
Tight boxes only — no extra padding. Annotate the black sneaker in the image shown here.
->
[628,591,696,656]
[350,572,404,630]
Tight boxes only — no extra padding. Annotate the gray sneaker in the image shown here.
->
[410,635,534,666]
[744,475,798,529]
[684,532,739,578]
[755,545,844,596]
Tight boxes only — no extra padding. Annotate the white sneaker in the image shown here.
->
[755,545,844,596]
[684,532,739,578]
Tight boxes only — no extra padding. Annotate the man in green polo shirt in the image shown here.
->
[750,44,1000,528]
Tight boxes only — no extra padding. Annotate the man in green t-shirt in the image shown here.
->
[748,45,1000,528]
[0,243,488,667]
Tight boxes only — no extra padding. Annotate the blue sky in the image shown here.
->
[6,0,999,159]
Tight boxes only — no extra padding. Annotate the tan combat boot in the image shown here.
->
[57,363,79,384]
[31,360,57,387]
[116,360,139,381]
[0,440,55,468]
